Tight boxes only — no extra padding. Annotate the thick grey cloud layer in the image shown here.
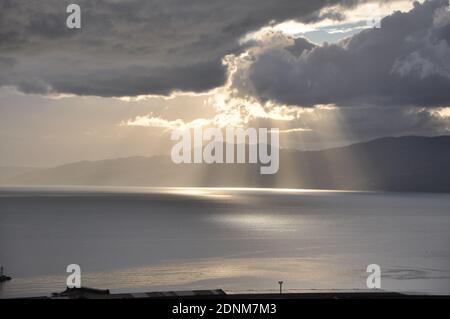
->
[247,0,450,107]
[0,0,367,97]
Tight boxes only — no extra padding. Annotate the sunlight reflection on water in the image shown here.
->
[208,214,299,232]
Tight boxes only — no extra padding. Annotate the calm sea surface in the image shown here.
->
[0,186,449,298]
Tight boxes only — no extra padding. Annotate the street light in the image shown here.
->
[278,281,283,294]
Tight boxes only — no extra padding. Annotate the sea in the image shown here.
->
[0,186,449,298]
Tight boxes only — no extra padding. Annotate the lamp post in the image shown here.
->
[278,281,283,295]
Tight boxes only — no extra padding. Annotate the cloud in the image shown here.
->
[0,0,374,97]
[233,0,450,108]
[121,0,450,142]
[122,115,212,131]
[122,91,298,130]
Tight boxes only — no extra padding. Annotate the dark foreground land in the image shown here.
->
[21,287,449,299]
[5,287,448,319]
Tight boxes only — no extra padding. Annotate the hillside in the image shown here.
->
[2,136,450,192]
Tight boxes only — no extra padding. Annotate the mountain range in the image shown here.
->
[1,135,449,193]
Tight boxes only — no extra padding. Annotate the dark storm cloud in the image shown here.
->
[286,37,317,57]
[0,0,371,97]
[334,106,450,138]
[49,59,227,97]
[302,8,347,24]
[248,0,450,107]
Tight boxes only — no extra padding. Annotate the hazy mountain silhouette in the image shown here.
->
[2,136,450,192]
[0,166,39,181]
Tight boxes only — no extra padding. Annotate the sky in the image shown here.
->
[0,0,449,167]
